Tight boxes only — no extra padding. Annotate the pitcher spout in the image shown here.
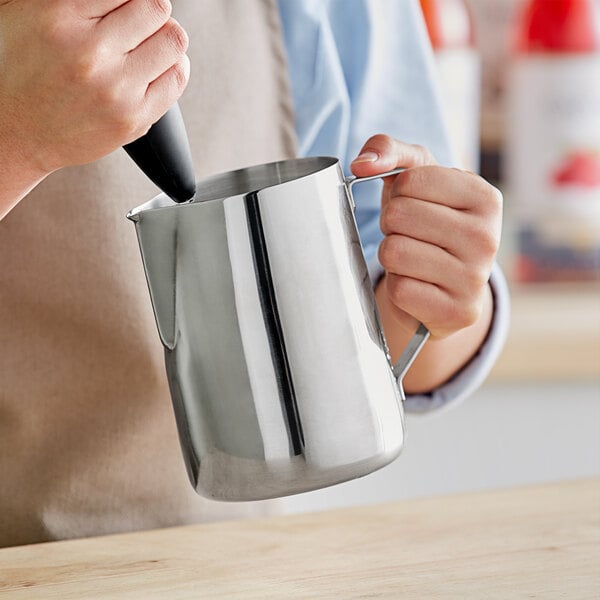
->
[127,198,180,350]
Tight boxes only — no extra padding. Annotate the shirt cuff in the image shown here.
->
[401,262,510,414]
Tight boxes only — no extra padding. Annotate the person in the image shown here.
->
[0,0,508,547]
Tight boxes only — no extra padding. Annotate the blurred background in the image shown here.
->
[283,0,600,514]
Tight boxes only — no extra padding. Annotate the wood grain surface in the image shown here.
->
[1,479,598,599]
[489,282,600,382]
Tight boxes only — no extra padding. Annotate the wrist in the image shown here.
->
[0,129,51,219]
[375,272,495,394]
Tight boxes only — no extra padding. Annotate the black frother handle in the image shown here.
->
[123,103,196,202]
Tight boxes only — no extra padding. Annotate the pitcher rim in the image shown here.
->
[127,155,340,220]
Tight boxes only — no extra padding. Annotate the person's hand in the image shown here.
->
[0,0,190,176]
[351,134,502,341]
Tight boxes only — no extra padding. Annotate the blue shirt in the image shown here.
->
[278,0,455,273]
[277,0,510,411]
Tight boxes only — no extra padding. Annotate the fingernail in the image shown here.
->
[352,151,379,164]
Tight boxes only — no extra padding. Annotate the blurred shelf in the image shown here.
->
[489,281,600,383]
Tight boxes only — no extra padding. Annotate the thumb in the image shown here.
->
[350,134,437,177]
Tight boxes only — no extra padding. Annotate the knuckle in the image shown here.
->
[109,112,138,139]
[97,80,126,111]
[369,133,394,149]
[378,236,405,270]
[468,222,500,259]
[386,275,411,306]
[165,19,189,54]
[482,182,504,217]
[482,229,501,259]
[39,4,67,45]
[101,96,141,138]
[378,238,395,269]
[460,306,480,329]
[488,182,504,211]
[380,201,402,234]
[448,300,479,331]
[171,58,190,90]
[379,214,389,236]
[149,0,173,21]
[40,21,81,58]
[71,48,105,83]
[409,143,436,165]
[464,264,490,293]
[473,176,503,215]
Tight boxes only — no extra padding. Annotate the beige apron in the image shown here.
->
[0,0,296,547]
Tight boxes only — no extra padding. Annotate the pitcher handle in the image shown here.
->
[344,168,431,402]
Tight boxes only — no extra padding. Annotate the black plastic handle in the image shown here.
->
[124,103,196,203]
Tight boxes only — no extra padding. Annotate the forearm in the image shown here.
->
[375,273,494,394]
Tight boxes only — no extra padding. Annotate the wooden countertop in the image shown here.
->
[489,282,600,382]
[1,479,598,599]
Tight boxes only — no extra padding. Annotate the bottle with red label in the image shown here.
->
[506,0,600,282]
[420,0,481,172]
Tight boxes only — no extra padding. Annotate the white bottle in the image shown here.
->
[506,0,600,282]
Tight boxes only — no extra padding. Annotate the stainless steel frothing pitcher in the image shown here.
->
[127,157,429,501]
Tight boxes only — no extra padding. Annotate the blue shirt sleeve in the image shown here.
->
[277,0,455,271]
[277,0,510,412]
